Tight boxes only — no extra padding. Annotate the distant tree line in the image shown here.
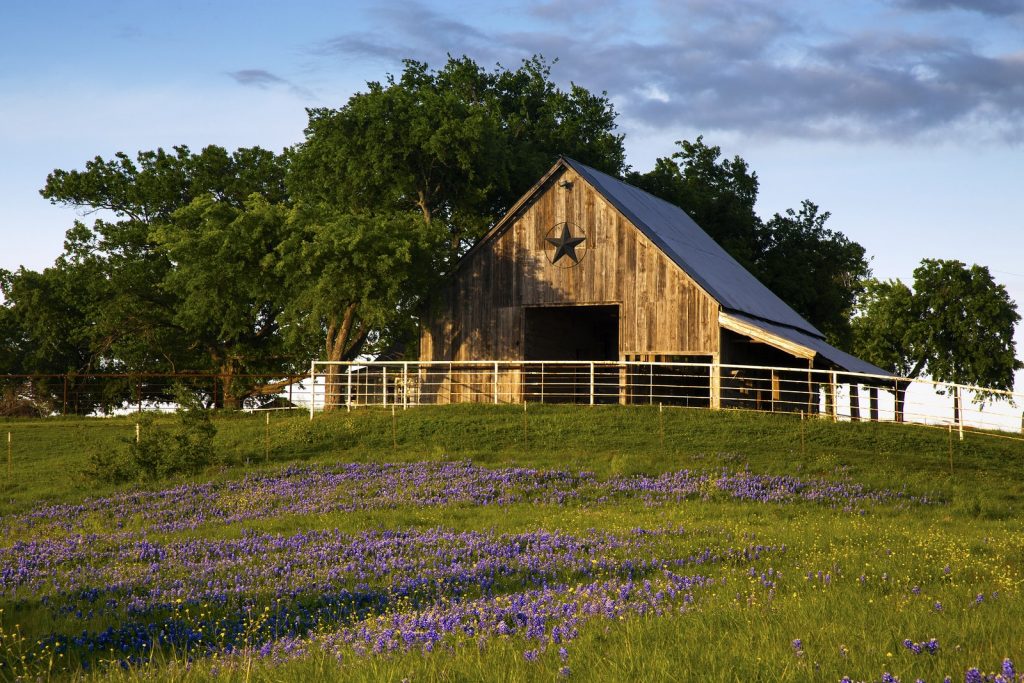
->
[0,56,1018,413]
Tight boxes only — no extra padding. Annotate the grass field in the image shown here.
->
[1,405,1022,682]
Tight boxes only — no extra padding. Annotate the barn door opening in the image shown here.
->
[523,305,619,403]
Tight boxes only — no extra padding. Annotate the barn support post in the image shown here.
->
[849,382,861,422]
[869,386,879,422]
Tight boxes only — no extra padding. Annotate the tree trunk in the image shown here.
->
[323,303,360,411]
[220,363,240,411]
[894,381,909,423]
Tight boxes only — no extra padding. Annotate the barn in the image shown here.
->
[419,157,889,412]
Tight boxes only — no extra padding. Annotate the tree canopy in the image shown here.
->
[1,144,293,410]
[852,259,1021,396]
[288,55,625,258]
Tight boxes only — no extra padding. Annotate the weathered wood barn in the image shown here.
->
[419,157,888,410]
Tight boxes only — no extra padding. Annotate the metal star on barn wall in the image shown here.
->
[546,223,587,265]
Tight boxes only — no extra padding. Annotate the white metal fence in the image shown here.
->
[308,360,1024,438]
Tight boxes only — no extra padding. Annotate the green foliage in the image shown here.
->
[627,136,761,270]
[18,145,295,408]
[853,259,1021,394]
[88,386,218,483]
[852,278,919,376]
[759,200,870,346]
[278,208,446,362]
[288,55,625,257]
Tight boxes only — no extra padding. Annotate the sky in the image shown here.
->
[2,0,1023,369]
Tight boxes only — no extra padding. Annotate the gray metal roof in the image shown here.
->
[563,157,824,338]
[727,313,893,377]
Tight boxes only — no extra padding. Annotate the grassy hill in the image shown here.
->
[1,406,1022,681]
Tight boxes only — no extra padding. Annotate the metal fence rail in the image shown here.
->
[0,373,315,416]
[310,360,1024,437]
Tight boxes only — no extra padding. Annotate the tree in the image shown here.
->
[626,137,762,270]
[758,201,870,346]
[852,259,1021,421]
[0,258,106,413]
[277,207,445,408]
[34,144,293,408]
[154,194,295,407]
[288,55,625,261]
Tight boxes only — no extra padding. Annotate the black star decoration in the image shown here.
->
[546,224,586,264]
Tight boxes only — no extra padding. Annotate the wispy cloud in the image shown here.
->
[308,0,1024,145]
[891,0,1024,16]
[227,69,316,99]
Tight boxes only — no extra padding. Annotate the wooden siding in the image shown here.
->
[420,166,721,367]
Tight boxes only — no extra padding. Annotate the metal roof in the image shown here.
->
[563,157,824,338]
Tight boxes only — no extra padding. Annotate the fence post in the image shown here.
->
[383,366,388,407]
[347,365,353,411]
[6,431,11,481]
[711,357,721,410]
[589,362,595,405]
[494,361,499,405]
[540,362,548,405]
[956,386,964,442]
[403,362,409,409]
[649,362,654,405]
[831,371,838,422]
[308,361,316,420]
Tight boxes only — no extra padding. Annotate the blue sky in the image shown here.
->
[2,0,1023,361]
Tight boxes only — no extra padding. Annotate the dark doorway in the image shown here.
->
[523,305,619,403]
[524,305,619,361]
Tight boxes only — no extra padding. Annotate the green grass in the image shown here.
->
[2,405,1021,517]
[1,405,1023,682]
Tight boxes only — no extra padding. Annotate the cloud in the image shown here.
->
[309,0,1024,144]
[227,69,316,99]
[891,0,1024,16]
